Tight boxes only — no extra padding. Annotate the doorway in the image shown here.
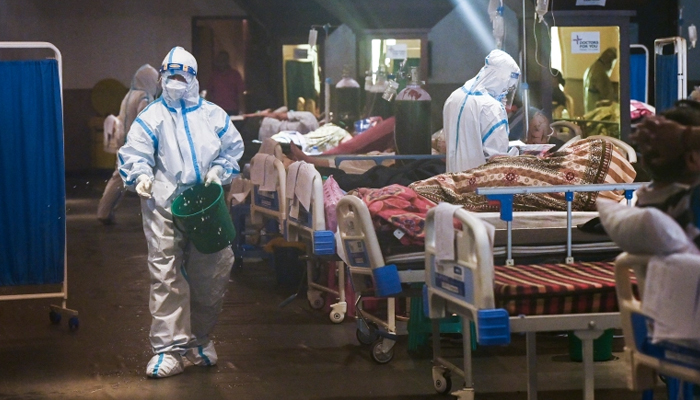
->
[282,44,319,113]
[192,17,249,113]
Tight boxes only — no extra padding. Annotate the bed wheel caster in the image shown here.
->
[371,338,395,364]
[329,302,347,324]
[434,375,452,394]
[307,290,324,310]
[49,305,79,331]
[432,367,452,394]
[329,311,345,323]
[356,321,379,345]
[68,316,80,331]
[49,310,61,325]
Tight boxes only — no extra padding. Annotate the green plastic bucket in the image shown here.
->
[171,184,236,254]
[568,328,614,362]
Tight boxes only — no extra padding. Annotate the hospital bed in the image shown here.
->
[285,161,346,323]
[615,253,700,400]
[232,151,348,321]
[336,182,642,366]
[424,201,634,400]
[231,152,287,269]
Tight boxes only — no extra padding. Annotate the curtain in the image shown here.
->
[629,53,647,102]
[655,54,679,113]
[0,59,65,286]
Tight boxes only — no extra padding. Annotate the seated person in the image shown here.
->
[632,100,700,247]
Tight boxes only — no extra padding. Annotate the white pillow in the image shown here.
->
[597,199,700,255]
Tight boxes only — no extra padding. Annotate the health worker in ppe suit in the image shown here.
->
[583,47,617,113]
[97,64,160,225]
[443,49,520,173]
[118,46,244,378]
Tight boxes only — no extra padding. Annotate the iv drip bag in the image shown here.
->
[690,24,697,49]
[536,0,549,23]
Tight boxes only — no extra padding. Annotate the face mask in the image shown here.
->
[164,79,187,101]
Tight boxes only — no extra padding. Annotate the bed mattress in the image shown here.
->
[493,261,626,316]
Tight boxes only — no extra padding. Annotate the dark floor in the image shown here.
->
[0,173,669,400]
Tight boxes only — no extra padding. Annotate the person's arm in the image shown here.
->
[288,143,332,168]
[481,107,511,159]
[210,108,245,185]
[118,117,157,190]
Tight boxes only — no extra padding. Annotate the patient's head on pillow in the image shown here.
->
[597,199,700,255]
[641,101,700,183]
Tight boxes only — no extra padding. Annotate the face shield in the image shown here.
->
[498,71,520,109]
[159,62,197,78]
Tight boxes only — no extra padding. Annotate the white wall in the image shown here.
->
[0,0,245,89]
[429,4,520,85]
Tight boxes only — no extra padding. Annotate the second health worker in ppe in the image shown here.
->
[444,49,520,173]
[118,46,244,378]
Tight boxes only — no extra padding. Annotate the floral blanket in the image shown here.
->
[350,184,437,246]
[349,138,636,245]
[409,138,636,212]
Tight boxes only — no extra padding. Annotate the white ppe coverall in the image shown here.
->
[97,64,159,223]
[443,49,520,173]
[118,47,244,376]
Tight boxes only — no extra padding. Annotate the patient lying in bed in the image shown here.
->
[342,137,636,250]
[409,137,636,211]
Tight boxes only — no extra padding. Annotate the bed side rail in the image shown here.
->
[477,183,644,265]
[285,161,334,255]
[425,205,509,345]
[249,154,287,228]
[614,252,700,391]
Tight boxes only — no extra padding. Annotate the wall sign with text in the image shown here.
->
[571,31,601,54]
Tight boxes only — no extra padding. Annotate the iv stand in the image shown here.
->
[521,0,530,135]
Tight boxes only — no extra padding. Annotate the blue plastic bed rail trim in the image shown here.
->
[313,230,336,255]
[372,264,402,297]
[253,187,280,211]
[485,194,514,222]
[632,311,700,372]
[477,308,511,346]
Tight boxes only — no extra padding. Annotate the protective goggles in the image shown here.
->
[160,63,197,76]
